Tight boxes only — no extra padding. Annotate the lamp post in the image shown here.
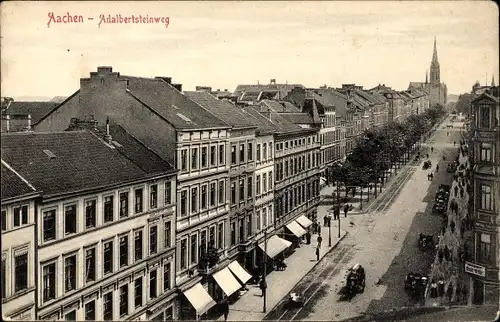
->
[328,209,332,247]
[262,226,267,313]
[337,180,341,238]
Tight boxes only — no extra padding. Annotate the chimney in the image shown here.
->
[5,115,10,132]
[155,77,172,84]
[97,66,113,73]
[26,114,32,131]
[224,89,228,92]
[105,117,112,144]
[270,79,276,85]
[172,84,183,92]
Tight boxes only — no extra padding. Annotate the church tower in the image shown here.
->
[430,37,440,84]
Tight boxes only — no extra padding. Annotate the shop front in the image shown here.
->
[284,220,308,247]
[180,283,217,320]
[256,235,292,274]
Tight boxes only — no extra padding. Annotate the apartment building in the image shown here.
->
[469,88,500,305]
[407,86,430,115]
[369,84,405,123]
[1,161,39,320]
[1,129,178,321]
[32,67,239,319]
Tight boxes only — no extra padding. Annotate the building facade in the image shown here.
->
[469,89,500,305]
[1,161,39,321]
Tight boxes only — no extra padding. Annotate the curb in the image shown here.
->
[263,230,349,318]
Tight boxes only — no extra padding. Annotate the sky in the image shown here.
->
[1,1,498,99]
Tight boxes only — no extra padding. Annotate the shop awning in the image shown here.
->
[286,221,307,238]
[213,267,242,297]
[258,235,292,259]
[183,283,216,316]
[228,261,252,284]
[296,215,313,229]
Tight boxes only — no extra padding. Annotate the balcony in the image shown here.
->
[197,246,221,275]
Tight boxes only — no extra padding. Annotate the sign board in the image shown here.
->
[465,261,486,277]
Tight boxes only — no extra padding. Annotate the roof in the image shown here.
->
[2,101,59,124]
[241,106,279,136]
[279,112,315,125]
[260,100,301,113]
[314,88,349,117]
[184,91,255,129]
[1,161,37,201]
[1,131,174,197]
[249,105,304,134]
[234,84,305,99]
[356,90,386,105]
[123,76,228,130]
[472,91,500,103]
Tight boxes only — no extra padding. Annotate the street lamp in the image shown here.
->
[327,209,332,247]
[337,180,341,238]
[262,226,268,313]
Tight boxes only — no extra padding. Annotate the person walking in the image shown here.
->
[220,297,229,321]
[323,214,328,227]
[431,146,434,153]
[259,278,267,297]
[316,246,320,261]
[317,234,323,247]
[436,164,439,172]
[343,204,349,218]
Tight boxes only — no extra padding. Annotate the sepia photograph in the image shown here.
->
[1,1,499,321]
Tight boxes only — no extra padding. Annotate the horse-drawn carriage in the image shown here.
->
[404,273,429,299]
[418,233,435,252]
[345,263,366,295]
[422,160,432,170]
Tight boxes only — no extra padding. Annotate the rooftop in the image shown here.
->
[1,160,38,201]
[2,101,59,124]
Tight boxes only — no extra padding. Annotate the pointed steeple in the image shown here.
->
[425,70,428,84]
[491,74,496,87]
[432,36,439,64]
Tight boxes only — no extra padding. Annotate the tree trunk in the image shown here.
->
[360,189,363,210]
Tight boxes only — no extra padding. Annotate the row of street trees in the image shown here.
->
[328,104,446,201]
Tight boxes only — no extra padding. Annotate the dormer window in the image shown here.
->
[479,105,491,128]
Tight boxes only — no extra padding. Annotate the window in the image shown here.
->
[85,200,96,228]
[262,208,268,228]
[13,205,28,227]
[263,143,267,160]
[230,222,236,245]
[239,218,244,243]
[218,222,224,249]
[164,222,172,248]
[247,177,253,198]
[479,233,492,263]
[1,259,5,299]
[85,248,96,282]
[257,144,261,161]
[246,215,252,237]
[1,210,6,231]
[209,226,216,247]
[65,311,76,321]
[285,160,289,177]
[239,144,245,163]
[201,147,208,168]
[201,185,207,209]
[191,147,199,170]
[103,241,113,274]
[119,285,128,317]
[480,105,491,128]
[210,146,216,166]
[120,236,128,267]
[181,149,188,171]
[239,178,245,201]
[480,184,492,210]
[85,301,95,321]
[256,175,261,195]
[262,174,267,194]
[42,262,56,302]
[150,270,157,299]
[165,181,172,205]
[14,253,28,292]
[210,183,216,207]
[269,171,273,190]
[200,230,207,256]
[231,182,236,204]
[248,143,253,161]
[163,263,171,291]
[190,235,197,264]
[269,205,274,226]
[269,143,273,159]
[135,188,143,214]
[135,277,143,308]
[104,196,114,223]
[219,181,225,204]
[150,226,158,255]
[180,190,187,216]
[64,255,77,292]
[180,239,187,270]
[219,144,225,165]
[65,204,77,234]
[480,143,492,162]
[231,145,237,164]
[256,210,261,230]
[43,210,56,242]
[103,292,113,320]
[120,191,129,218]
[135,230,143,261]
[191,187,198,213]
[150,185,158,209]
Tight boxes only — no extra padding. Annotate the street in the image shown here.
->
[263,116,465,321]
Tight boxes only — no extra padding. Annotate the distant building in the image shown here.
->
[408,38,448,107]
[1,100,59,133]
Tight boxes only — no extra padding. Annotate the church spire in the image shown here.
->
[432,36,439,64]
[492,74,496,87]
[430,37,440,84]
[425,70,428,84]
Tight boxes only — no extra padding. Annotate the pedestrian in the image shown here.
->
[220,297,229,321]
[343,204,349,218]
[306,231,311,244]
[259,278,267,297]
[334,206,340,220]
[426,153,429,159]
[431,146,434,153]
[317,222,321,234]
[323,214,328,227]
[430,173,434,181]
[453,141,456,146]
[317,234,323,247]
[316,246,320,261]
[436,164,439,172]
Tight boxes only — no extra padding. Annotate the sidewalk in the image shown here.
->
[221,225,347,321]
